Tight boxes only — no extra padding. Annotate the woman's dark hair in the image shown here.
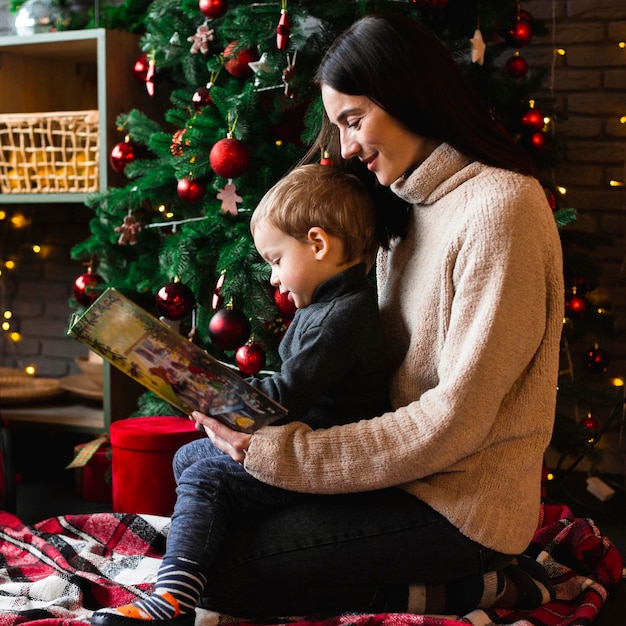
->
[302,13,538,245]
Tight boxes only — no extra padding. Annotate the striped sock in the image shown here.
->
[407,557,553,616]
[488,555,553,610]
[407,573,488,615]
[111,558,207,620]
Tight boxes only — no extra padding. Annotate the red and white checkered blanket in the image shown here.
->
[0,504,623,626]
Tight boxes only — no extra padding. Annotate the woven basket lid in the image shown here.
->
[0,375,63,404]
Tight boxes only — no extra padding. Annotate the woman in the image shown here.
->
[194,13,563,619]
[98,13,565,624]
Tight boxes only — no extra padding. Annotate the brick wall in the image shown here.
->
[523,0,626,473]
[525,0,626,371]
[0,205,92,377]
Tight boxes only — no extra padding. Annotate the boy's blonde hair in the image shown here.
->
[250,164,379,268]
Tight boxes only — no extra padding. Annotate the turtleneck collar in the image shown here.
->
[391,143,472,206]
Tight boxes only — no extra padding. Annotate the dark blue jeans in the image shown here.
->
[171,437,512,618]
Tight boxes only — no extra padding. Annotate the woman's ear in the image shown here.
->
[307,227,330,260]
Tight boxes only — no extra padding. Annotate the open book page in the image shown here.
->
[67,288,287,433]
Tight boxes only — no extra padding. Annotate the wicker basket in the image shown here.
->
[0,110,99,194]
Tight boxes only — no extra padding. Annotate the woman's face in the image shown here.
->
[321,85,439,187]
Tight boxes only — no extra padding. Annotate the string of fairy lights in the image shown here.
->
[0,207,42,374]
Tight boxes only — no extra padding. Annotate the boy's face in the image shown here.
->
[253,223,330,309]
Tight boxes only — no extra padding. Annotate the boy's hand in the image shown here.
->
[191,411,252,464]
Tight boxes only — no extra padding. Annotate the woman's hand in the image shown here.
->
[190,411,252,464]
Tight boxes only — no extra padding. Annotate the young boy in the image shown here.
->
[91,163,389,626]
[247,163,390,428]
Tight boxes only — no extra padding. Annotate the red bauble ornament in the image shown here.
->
[177,177,206,202]
[521,108,544,131]
[584,345,609,373]
[208,307,251,351]
[199,0,227,19]
[156,280,195,320]
[73,268,105,307]
[581,412,600,433]
[528,131,547,150]
[192,85,213,111]
[209,137,251,179]
[273,287,296,320]
[505,54,528,79]
[235,341,266,376]
[565,292,587,317]
[509,20,533,47]
[223,41,259,78]
[110,137,138,174]
[133,54,150,82]
[544,188,556,211]
[320,150,333,166]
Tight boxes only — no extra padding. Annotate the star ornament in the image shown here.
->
[249,52,272,74]
[249,52,276,86]
[470,29,486,65]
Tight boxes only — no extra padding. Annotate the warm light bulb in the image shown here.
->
[0,210,6,220]
[32,244,41,254]
[556,48,566,56]
[620,116,626,124]
[9,331,21,342]
[25,365,36,376]
[10,214,29,228]
[1,321,10,331]
[611,377,624,387]
[5,260,15,269]
[609,180,624,187]
[619,41,625,49]
[3,310,12,319]
[158,204,166,213]
[557,186,567,195]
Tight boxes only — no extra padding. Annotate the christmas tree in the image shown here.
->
[70,0,573,416]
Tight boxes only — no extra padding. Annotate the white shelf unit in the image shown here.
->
[0,29,151,429]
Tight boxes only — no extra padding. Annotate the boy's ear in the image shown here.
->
[307,227,330,259]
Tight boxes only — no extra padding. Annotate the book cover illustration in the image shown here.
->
[67,288,287,433]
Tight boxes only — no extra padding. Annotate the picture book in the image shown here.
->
[67,288,287,433]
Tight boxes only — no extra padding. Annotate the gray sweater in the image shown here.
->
[245,144,564,555]
[250,263,390,429]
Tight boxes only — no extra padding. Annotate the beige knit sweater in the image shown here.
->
[245,143,564,554]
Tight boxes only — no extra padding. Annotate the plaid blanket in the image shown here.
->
[0,503,623,626]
